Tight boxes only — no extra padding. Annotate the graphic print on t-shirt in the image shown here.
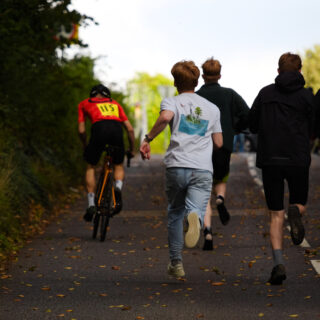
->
[97,103,119,118]
[178,106,208,136]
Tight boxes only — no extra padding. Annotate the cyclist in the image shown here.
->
[78,84,135,222]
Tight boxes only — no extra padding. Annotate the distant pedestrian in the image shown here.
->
[233,133,245,152]
[140,60,223,278]
[196,58,249,250]
[249,52,315,285]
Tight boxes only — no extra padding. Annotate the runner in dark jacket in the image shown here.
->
[249,52,315,285]
[197,58,249,251]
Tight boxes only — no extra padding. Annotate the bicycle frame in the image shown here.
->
[92,145,132,241]
[97,155,116,210]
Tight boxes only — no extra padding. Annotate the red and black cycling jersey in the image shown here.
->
[78,97,128,124]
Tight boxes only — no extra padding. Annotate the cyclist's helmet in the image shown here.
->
[90,84,111,98]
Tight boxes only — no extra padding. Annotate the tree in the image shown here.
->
[302,45,320,94]
[0,0,101,256]
[126,72,175,153]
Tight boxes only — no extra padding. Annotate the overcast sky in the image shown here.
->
[69,0,320,105]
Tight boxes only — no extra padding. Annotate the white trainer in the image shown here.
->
[167,262,185,278]
[185,212,200,248]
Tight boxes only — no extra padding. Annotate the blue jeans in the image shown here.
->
[165,167,213,261]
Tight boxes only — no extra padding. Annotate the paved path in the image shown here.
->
[0,154,319,320]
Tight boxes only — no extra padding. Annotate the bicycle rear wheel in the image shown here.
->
[100,172,113,242]
[92,170,105,239]
[92,212,100,239]
[100,212,110,242]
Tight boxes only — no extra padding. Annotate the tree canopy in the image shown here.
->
[302,45,320,94]
[126,72,175,153]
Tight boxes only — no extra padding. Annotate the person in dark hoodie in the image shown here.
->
[197,58,249,250]
[249,52,315,285]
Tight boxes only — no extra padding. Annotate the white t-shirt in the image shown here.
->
[161,92,222,173]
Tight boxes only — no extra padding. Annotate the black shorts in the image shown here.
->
[261,166,309,211]
[84,120,125,165]
[212,147,231,181]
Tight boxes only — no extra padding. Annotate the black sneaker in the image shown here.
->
[268,264,286,285]
[216,196,230,225]
[288,205,305,245]
[83,206,96,222]
[202,227,213,251]
[112,187,122,216]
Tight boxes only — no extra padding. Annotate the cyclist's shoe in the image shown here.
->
[288,205,305,245]
[112,187,122,216]
[268,264,286,285]
[185,212,200,248]
[167,261,185,278]
[83,206,96,222]
[216,196,230,226]
[202,227,213,251]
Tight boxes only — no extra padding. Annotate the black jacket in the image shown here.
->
[196,83,249,153]
[315,89,320,138]
[249,71,315,168]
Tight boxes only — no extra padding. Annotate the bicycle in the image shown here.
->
[92,145,132,241]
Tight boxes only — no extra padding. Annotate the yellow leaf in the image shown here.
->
[258,313,264,317]
[56,294,65,298]
[289,315,299,318]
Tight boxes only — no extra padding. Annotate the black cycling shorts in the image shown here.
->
[212,147,231,182]
[261,166,309,211]
[84,120,125,166]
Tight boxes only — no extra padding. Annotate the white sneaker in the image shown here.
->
[167,262,185,278]
[185,212,200,248]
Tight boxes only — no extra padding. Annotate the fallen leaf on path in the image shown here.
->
[211,282,224,286]
[121,305,132,311]
[41,287,51,291]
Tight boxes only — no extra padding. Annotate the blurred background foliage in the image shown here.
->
[303,45,320,94]
[126,72,175,154]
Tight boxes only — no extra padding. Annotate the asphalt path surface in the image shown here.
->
[1,153,320,320]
